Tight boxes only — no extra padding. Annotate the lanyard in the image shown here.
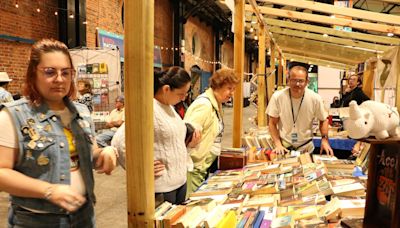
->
[289,90,305,127]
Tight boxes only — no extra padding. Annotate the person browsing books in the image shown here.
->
[266,62,334,156]
[0,39,117,227]
[111,67,201,205]
[184,68,239,196]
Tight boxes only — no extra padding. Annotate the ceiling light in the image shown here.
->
[387,33,394,37]
[254,35,258,40]
[323,34,328,38]
[36,8,40,13]
[69,13,74,19]
[54,11,58,16]
[249,27,254,33]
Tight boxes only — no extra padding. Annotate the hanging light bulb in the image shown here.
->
[254,35,258,40]
[36,8,41,13]
[249,27,254,33]
[69,12,74,19]
[15,1,19,8]
[54,11,58,16]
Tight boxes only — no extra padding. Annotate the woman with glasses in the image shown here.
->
[184,68,239,196]
[267,63,334,156]
[0,39,117,227]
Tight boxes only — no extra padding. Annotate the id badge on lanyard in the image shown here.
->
[291,127,298,144]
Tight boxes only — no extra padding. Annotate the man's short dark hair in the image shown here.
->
[288,61,309,72]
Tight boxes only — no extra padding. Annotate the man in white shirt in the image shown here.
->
[266,63,334,156]
[96,96,125,147]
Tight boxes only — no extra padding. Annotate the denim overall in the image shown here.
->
[2,98,96,228]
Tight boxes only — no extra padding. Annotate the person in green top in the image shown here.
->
[184,68,239,196]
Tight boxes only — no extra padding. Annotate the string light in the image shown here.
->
[12,2,90,25]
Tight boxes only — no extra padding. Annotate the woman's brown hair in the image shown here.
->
[209,68,239,89]
[23,38,76,103]
[78,79,93,95]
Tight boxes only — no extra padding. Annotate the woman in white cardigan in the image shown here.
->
[112,67,200,205]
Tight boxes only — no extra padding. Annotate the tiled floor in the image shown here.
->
[0,104,257,227]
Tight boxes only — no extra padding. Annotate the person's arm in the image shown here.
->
[92,141,118,175]
[319,119,334,156]
[0,145,86,212]
[110,119,124,128]
[268,116,288,154]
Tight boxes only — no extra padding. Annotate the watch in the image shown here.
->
[321,134,329,140]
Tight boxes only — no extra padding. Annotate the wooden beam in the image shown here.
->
[233,0,244,147]
[277,53,283,86]
[282,57,287,86]
[269,26,390,52]
[262,0,400,26]
[274,34,376,62]
[267,45,276,101]
[263,18,400,45]
[245,4,400,35]
[284,53,354,69]
[281,45,360,65]
[247,0,265,27]
[258,25,266,127]
[125,0,154,227]
[246,0,285,58]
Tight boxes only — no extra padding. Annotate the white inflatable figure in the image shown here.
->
[344,100,400,139]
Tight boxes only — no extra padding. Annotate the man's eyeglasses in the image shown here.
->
[37,67,75,79]
[289,79,307,84]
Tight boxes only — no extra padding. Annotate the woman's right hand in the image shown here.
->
[46,184,86,213]
[154,160,165,177]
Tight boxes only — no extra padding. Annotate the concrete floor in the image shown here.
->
[0,104,257,227]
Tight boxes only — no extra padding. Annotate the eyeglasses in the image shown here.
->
[289,79,307,84]
[37,67,75,79]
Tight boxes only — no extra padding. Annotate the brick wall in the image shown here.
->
[86,0,124,48]
[0,0,58,94]
[155,0,173,68]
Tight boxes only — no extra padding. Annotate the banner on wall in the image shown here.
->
[97,29,124,61]
[97,29,163,67]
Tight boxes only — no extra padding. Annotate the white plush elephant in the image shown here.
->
[344,100,400,139]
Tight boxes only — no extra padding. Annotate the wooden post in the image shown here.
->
[277,53,283,87]
[282,57,287,86]
[233,0,245,147]
[125,0,155,227]
[257,25,266,127]
[267,45,276,101]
